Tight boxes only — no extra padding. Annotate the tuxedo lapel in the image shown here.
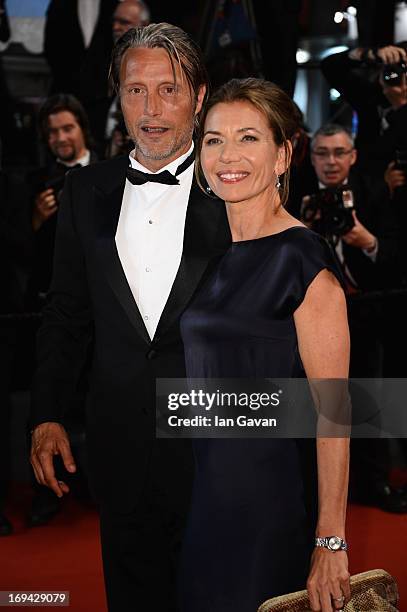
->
[94,157,151,345]
[154,181,231,340]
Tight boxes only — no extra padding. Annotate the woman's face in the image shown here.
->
[200,100,285,204]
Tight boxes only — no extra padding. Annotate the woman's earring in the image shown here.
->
[275,174,281,190]
[206,186,212,194]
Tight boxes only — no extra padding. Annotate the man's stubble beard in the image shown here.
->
[53,145,77,163]
[132,116,195,162]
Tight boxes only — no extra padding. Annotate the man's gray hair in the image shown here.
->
[311,123,355,150]
[109,22,209,108]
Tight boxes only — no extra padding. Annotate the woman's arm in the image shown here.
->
[294,268,351,612]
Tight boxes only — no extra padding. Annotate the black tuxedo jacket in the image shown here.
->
[341,172,400,290]
[0,170,32,314]
[27,152,99,304]
[44,0,117,140]
[30,155,231,509]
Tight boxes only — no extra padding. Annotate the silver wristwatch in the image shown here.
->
[315,536,348,552]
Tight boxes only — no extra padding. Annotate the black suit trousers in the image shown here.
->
[99,439,194,612]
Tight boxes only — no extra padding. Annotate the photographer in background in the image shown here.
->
[305,124,399,291]
[28,94,98,309]
[321,44,407,175]
[303,123,406,513]
[26,95,97,527]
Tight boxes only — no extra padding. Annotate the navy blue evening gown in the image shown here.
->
[179,226,343,612]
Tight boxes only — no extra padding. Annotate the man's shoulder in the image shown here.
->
[69,155,128,190]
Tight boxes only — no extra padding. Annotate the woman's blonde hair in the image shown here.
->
[196,78,298,207]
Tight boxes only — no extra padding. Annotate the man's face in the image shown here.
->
[311,133,357,188]
[119,47,205,171]
[47,111,87,162]
[381,73,407,109]
[112,1,148,43]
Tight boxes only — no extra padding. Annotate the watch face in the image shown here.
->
[328,536,341,551]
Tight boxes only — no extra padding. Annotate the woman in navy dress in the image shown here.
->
[179,79,351,612]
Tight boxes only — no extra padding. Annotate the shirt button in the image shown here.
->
[148,219,153,224]
[145,267,150,272]
[144,315,149,320]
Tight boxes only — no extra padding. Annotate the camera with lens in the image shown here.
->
[301,188,355,238]
[382,61,407,87]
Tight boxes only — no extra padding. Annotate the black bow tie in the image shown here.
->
[126,150,195,186]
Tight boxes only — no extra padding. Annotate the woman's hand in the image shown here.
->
[307,548,350,612]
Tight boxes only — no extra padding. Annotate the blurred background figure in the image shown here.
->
[112,0,149,42]
[287,102,314,219]
[44,0,119,151]
[321,43,407,176]
[253,0,302,97]
[0,0,14,152]
[27,94,98,311]
[0,139,31,536]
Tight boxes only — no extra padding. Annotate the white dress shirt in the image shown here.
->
[77,0,101,48]
[57,150,91,168]
[115,144,194,340]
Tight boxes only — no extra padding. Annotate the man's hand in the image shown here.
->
[385,161,406,197]
[307,548,350,612]
[30,422,76,498]
[376,45,407,65]
[32,188,58,231]
[342,211,376,250]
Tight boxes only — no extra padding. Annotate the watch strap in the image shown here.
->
[315,536,348,552]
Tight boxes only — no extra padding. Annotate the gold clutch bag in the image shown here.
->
[258,570,399,612]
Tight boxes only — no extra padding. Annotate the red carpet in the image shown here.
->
[1,484,406,612]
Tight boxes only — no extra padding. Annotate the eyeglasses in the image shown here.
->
[311,148,354,160]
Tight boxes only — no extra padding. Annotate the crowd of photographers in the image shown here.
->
[1,2,407,537]
[292,43,407,515]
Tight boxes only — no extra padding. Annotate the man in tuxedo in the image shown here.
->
[304,124,406,514]
[30,23,230,612]
[44,0,119,149]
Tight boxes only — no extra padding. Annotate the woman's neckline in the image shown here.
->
[231,225,307,245]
